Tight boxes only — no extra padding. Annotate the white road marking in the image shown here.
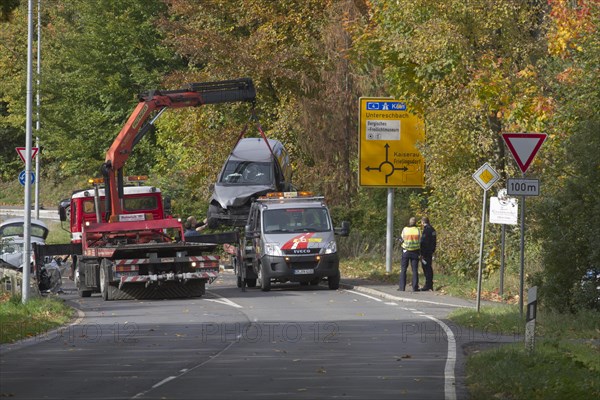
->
[343,288,457,400]
[425,314,457,400]
[204,293,243,308]
[346,289,383,302]
[132,339,237,399]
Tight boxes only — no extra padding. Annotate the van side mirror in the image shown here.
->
[163,195,172,216]
[58,199,70,222]
[336,221,350,237]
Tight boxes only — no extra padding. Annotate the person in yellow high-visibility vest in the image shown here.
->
[398,216,421,291]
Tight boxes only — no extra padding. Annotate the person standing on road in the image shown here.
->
[398,216,421,292]
[420,216,437,291]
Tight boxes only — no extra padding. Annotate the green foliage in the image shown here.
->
[466,341,600,399]
[0,0,598,318]
[349,0,550,277]
[532,4,600,312]
[40,0,184,178]
[0,4,28,181]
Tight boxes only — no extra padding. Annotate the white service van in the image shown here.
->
[240,192,350,291]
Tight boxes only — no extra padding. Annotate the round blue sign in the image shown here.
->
[19,170,35,186]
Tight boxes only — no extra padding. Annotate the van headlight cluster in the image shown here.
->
[322,240,337,255]
[265,243,283,257]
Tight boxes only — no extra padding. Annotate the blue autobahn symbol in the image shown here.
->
[366,101,407,111]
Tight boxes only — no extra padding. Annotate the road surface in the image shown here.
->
[1,272,463,399]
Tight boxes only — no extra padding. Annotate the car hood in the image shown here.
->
[211,183,274,209]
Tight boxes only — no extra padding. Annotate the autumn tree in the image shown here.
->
[39,0,183,182]
[0,3,29,181]
[533,0,600,311]
[350,0,551,275]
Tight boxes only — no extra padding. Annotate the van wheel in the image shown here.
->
[258,264,270,292]
[328,272,340,290]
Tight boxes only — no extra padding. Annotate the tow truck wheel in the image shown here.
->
[75,266,92,297]
[328,271,340,290]
[258,264,270,292]
[100,262,116,301]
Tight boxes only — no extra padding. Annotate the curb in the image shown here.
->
[340,282,475,309]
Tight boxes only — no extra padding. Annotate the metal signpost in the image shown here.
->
[489,188,518,296]
[358,98,425,273]
[21,0,36,303]
[502,132,547,317]
[472,162,500,312]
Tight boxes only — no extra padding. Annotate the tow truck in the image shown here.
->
[34,78,256,300]
[235,191,350,291]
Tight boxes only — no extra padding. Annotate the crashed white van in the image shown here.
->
[0,218,49,269]
[242,192,350,291]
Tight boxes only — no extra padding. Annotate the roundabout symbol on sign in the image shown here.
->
[19,170,35,186]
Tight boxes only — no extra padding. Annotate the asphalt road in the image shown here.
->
[1,273,463,400]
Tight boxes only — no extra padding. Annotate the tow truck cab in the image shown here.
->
[58,176,168,244]
[244,192,350,291]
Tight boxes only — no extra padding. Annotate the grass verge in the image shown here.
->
[466,339,600,399]
[0,293,74,344]
[340,257,600,398]
[339,258,519,303]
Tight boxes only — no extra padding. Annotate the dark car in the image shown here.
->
[207,138,294,229]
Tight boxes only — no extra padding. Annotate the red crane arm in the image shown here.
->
[102,78,256,221]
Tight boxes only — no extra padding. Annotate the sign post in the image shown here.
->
[502,132,547,317]
[358,98,425,273]
[472,162,500,312]
[490,188,518,296]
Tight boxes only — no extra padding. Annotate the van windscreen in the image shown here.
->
[263,208,330,233]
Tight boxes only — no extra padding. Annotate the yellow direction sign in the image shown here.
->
[358,97,425,187]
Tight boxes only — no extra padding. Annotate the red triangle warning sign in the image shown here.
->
[502,133,547,173]
[16,147,39,163]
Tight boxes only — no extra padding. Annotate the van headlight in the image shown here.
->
[323,240,337,255]
[265,243,283,257]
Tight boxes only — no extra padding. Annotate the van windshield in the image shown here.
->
[220,161,272,185]
[263,208,330,233]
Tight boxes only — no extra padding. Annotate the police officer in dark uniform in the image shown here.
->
[420,217,437,291]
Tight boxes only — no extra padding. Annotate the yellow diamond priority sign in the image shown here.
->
[472,162,499,191]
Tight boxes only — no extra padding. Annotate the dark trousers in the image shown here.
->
[399,250,420,291]
[421,253,434,290]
